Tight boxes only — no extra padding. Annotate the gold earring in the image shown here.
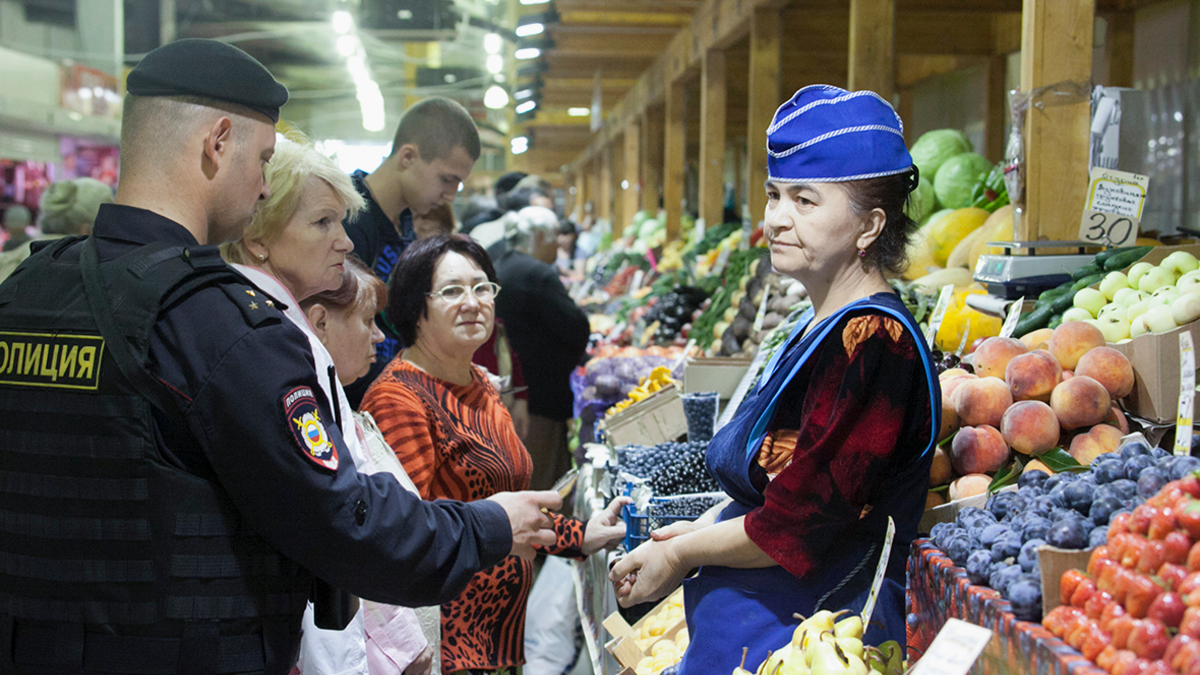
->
[258,253,266,262]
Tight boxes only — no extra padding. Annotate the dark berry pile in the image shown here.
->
[682,394,719,442]
[931,349,971,375]
[642,286,708,343]
[616,444,671,479]
[648,444,721,496]
[654,495,723,518]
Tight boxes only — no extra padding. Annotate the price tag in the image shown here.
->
[955,319,972,356]
[859,517,895,628]
[1078,167,1149,247]
[907,618,993,675]
[1176,331,1195,456]
[629,270,645,293]
[752,286,771,333]
[693,218,706,245]
[999,296,1026,338]
[712,247,731,276]
[925,284,956,350]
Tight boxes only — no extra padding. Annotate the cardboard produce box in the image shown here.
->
[602,588,686,669]
[1039,545,1095,617]
[600,385,687,447]
[1109,317,1200,424]
[682,357,754,399]
[919,486,1016,534]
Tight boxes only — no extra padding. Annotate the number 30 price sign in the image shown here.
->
[1078,167,1149,248]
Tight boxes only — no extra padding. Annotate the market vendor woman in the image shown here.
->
[609,85,941,672]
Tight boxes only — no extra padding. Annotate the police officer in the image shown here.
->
[0,39,559,675]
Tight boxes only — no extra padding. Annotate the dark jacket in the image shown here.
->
[492,248,589,420]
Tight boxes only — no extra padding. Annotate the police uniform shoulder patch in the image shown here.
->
[283,386,339,471]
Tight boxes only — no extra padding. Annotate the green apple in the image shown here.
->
[1127,299,1152,320]
[1128,262,1155,288]
[1162,251,1200,275]
[1144,306,1178,333]
[1073,288,1107,316]
[1152,287,1180,307]
[1098,304,1129,322]
[1178,271,1200,296]
[1112,287,1140,306]
[1097,316,1131,343]
[1099,272,1131,300]
[1138,266,1177,293]
[1119,290,1150,308]
[1130,315,1149,339]
[1063,307,1095,322]
[1171,293,1200,326]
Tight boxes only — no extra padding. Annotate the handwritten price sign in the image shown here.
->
[1078,168,1149,247]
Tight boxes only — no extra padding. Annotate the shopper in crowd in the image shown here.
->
[609,85,940,672]
[0,177,112,282]
[554,218,586,279]
[469,184,555,253]
[0,39,559,675]
[1,204,32,251]
[360,234,628,674]
[460,170,526,234]
[342,96,480,407]
[299,257,440,675]
[413,202,456,239]
[493,206,591,490]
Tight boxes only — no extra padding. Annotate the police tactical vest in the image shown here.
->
[0,237,308,674]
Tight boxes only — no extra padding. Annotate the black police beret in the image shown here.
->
[127,39,289,122]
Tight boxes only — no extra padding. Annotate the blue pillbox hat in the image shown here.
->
[767,85,913,184]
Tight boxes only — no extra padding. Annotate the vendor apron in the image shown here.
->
[677,294,938,675]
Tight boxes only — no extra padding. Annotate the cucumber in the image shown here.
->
[1094,246,1136,265]
[1103,246,1155,272]
[1038,285,1072,301]
[1072,263,1103,280]
[1048,313,1063,330]
[1013,305,1054,336]
[1049,290,1078,314]
[1071,273,1104,291]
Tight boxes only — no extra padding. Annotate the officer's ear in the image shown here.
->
[202,116,235,175]
[306,303,330,342]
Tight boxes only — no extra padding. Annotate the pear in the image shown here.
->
[844,653,869,675]
[756,650,775,675]
[734,647,754,675]
[779,652,811,675]
[762,646,792,675]
[835,637,864,661]
[802,632,836,666]
[808,641,849,675]
[833,615,863,640]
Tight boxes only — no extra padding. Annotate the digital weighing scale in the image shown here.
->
[973,240,1101,299]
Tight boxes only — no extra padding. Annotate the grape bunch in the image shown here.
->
[648,444,721,496]
[930,349,970,375]
[654,495,724,518]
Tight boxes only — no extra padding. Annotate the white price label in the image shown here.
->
[999,297,1025,339]
[712,248,731,276]
[1078,167,1148,247]
[629,270,645,293]
[925,285,956,350]
[1176,331,1195,456]
[752,287,771,333]
[859,517,895,628]
[908,619,993,675]
[955,319,973,357]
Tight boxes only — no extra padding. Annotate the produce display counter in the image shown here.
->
[908,540,1106,675]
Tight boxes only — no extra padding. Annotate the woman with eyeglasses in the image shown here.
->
[360,234,629,675]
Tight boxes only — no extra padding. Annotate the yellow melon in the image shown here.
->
[927,208,990,267]
[966,204,1015,272]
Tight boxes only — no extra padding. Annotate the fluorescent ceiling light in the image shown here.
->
[514,89,534,100]
[332,11,353,34]
[484,33,503,54]
[568,107,589,117]
[514,48,540,60]
[337,35,359,57]
[484,85,509,109]
[515,100,537,114]
[519,0,550,4]
[515,23,544,37]
[486,54,503,74]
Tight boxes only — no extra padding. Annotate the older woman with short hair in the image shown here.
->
[360,234,626,675]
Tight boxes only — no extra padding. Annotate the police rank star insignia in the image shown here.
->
[283,386,339,471]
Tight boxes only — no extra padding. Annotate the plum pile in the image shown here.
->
[648,444,722,496]
[616,443,677,480]
[931,439,1200,622]
[654,495,724,518]
[642,286,708,344]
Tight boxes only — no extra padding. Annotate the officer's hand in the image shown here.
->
[488,490,560,560]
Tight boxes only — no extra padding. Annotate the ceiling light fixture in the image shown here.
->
[486,54,503,74]
[514,88,534,100]
[484,85,509,109]
[515,100,537,114]
[568,107,589,117]
[337,35,360,57]
[332,11,353,34]
[484,33,503,54]
[515,23,544,37]
[514,47,540,60]
[519,0,550,4]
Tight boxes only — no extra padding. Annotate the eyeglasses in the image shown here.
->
[427,281,502,304]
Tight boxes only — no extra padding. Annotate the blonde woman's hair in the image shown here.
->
[40,178,113,235]
[222,134,365,264]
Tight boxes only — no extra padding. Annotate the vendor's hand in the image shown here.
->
[582,496,632,555]
[608,538,687,607]
[509,398,530,441]
[402,646,433,675]
[488,490,561,560]
[650,519,704,542]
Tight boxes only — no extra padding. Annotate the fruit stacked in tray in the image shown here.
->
[1043,471,1200,675]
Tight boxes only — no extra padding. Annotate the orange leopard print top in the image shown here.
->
[361,358,585,672]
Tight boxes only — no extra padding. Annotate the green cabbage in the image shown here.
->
[910,129,973,179]
[933,152,993,209]
[905,176,938,223]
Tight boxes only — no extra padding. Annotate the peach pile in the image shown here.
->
[929,321,1136,508]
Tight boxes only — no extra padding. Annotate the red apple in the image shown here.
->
[1112,512,1134,538]
[1181,500,1200,540]
[1128,618,1170,660]
[1124,537,1151,569]
[1102,601,1129,632]
[1189,542,1200,573]
[1111,650,1140,675]
[1180,475,1200,498]
[1072,577,1100,608]
[1090,546,1112,576]
[1160,563,1188,592]
[1096,645,1120,672]
[1086,591,1115,619]
[1126,574,1166,618]
[1181,607,1200,639]
[1111,615,1138,649]
[1166,532,1193,566]
[1138,541,1168,574]
[1165,634,1196,669]
[1150,506,1179,540]
[1082,624,1113,661]
[1062,569,1090,605]
[1149,592,1187,628]
[1133,505,1155,536]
